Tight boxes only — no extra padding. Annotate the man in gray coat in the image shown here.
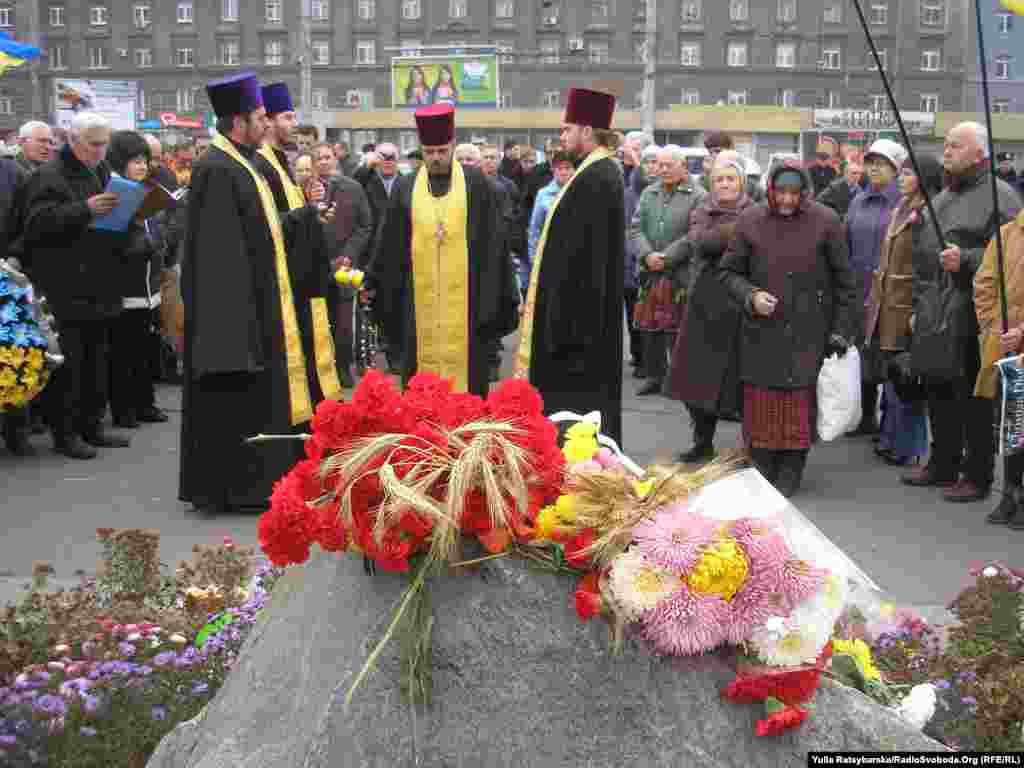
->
[903,121,1022,502]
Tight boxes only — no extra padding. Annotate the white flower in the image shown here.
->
[750,615,821,668]
[893,683,937,730]
[125,632,142,642]
[983,566,999,578]
[607,548,682,622]
[778,574,848,664]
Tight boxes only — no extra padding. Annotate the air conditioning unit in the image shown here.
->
[118,48,128,57]
[568,39,584,52]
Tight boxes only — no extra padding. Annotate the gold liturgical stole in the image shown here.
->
[514,146,612,379]
[257,143,343,403]
[410,162,471,392]
[212,132,313,425]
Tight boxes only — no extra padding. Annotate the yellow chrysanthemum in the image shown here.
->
[566,421,598,440]
[687,537,749,601]
[633,479,655,499]
[26,348,44,370]
[7,346,25,366]
[20,369,37,389]
[0,369,16,388]
[0,347,15,367]
[535,493,580,539]
[833,638,882,682]
[562,436,599,463]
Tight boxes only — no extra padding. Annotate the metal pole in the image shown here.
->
[973,0,1010,333]
[27,0,41,121]
[641,0,656,136]
[300,0,312,122]
[849,0,945,246]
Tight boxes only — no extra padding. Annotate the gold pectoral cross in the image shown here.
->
[435,221,447,246]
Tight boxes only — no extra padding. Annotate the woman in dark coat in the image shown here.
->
[667,157,754,462]
[719,164,857,497]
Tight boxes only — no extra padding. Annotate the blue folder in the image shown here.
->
[91,174,148,232]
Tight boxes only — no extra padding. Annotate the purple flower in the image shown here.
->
[153,651,177,667]
[81,641,97,658]
[0,734,16,747]
[13,720,30,735]
[118,642,137,658]
[191,682,209,697]
[81,694,101,715]
[80,727,97,737]
[33,694,66,718]
[60,678,93,696]
[961,696,978,707]
[933,679,951,690]
[151,705,167,722]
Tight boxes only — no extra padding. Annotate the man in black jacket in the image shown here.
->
[21,111,130,459]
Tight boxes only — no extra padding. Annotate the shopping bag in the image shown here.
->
[997,355,1024,457]
[816,346,863,442]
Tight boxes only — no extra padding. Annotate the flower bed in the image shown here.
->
[0,531,284,767]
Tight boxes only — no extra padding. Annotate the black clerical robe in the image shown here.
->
[179,139,323,511]
[520,152,626,445]
[369,165,519,397]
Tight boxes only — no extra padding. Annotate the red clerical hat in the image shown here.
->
[414,104,456,146]
[564,88,616,130]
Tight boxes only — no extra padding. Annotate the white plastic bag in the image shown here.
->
[816,346,862,442]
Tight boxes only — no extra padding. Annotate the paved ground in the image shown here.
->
[0,336,1016,611]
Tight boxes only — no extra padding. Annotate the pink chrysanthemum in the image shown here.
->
[639,586,731,656]
[719,518,792,644]
[634,502,717,574]
[779,559,829,613]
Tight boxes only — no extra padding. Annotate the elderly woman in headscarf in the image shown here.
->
[719,164,857,497]
[667,155,755,463]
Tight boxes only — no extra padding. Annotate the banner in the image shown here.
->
[54,79,138,131]
[392,54,499,109]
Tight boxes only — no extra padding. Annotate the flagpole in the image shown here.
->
[974,0,1011,334]
[849,0,945,246]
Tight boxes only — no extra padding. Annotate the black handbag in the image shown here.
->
[887,352,927,403]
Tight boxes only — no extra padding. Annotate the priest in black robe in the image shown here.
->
[179,72,328,514]
[514,88,626,445]
[368,104,518,397]
[252,81,342,405]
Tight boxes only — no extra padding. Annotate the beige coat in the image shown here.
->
[974,210,1024,398]
[865,202,921,352]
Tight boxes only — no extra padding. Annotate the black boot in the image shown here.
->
[848,382,880,436]
[774,450,808,498]
[637,379,663,396]
[997,455,1024,527]
[678,409,716,464]
[987,491,1019,525]
[3,411,33,455]
[54,433,98,460]
[749,448,779,484]
[82,426,131,448]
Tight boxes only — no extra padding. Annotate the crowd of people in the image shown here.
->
[3,74,1024,528]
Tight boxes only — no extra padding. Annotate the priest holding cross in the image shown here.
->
[368,104,519,396]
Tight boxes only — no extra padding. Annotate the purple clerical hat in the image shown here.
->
[206,72,263,119]
[262,82,294,116]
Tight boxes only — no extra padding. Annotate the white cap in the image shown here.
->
[864,138,908,171]
[641,144,661,161]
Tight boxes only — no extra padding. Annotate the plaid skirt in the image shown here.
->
[743,384,815,450]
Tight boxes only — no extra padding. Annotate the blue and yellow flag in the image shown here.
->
[0,32,40,75]
[1001,0,1024,14]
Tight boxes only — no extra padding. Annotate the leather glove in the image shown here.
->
[825,334,850,358]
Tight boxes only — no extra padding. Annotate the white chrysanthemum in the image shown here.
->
[749,614,822,668]
[782,573,848,663]
[607,548,683,622]
[893,683,937,730]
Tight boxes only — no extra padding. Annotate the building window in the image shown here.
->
[681,0,700,23]
[221,0,238,21]
[824,2,841,23]
[775,43,795,68]
[998,12,1013,34]
[400,131,419,153]
[400,38,422,56]
[311,88,327,110]
[177,87,195,112]
[996,55,1012,80]
[870,94,886,111]
[499,93,511,108]
[220,40,239,66]
[357,0,375,21]
[133,3,150,28]
[727,90,747,106]
[134,48,152,67]
[355,40,374,65]
[450,0,467,19]
[680,41,700,67]
[588,40,609,64]
[994,98,1011,114]
[921,49,941,71]
[828,90,841,108]
[266,0,282,23]
[681,88,700,105]
[727,42,748,68]
[920,0,945,27]
[496,40,514,63]
[777,0,796,23]
[49,44,65,69]
[540,39,560,64]
[0,97,12,115]
[177,2,192,23]
[496,0,514,19]
[920,93,939,112]
[821,48,841,70]
[90,5,107,25]
[402,0,421,19]
[870,2,887,24]
[779,89,795,107]
[88,44,108,69]
[311,0,329,20]
[729,0,748,21]
[312,40,330,65]
[49,5,64,27]
[591,0,608,24]
[542,90,560,108]
[0,6,13,28]
[176,47,193,67]
[868,49,887,70]
[264,39,283,65]
[633,39,647,63]
[138,89,146,116]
